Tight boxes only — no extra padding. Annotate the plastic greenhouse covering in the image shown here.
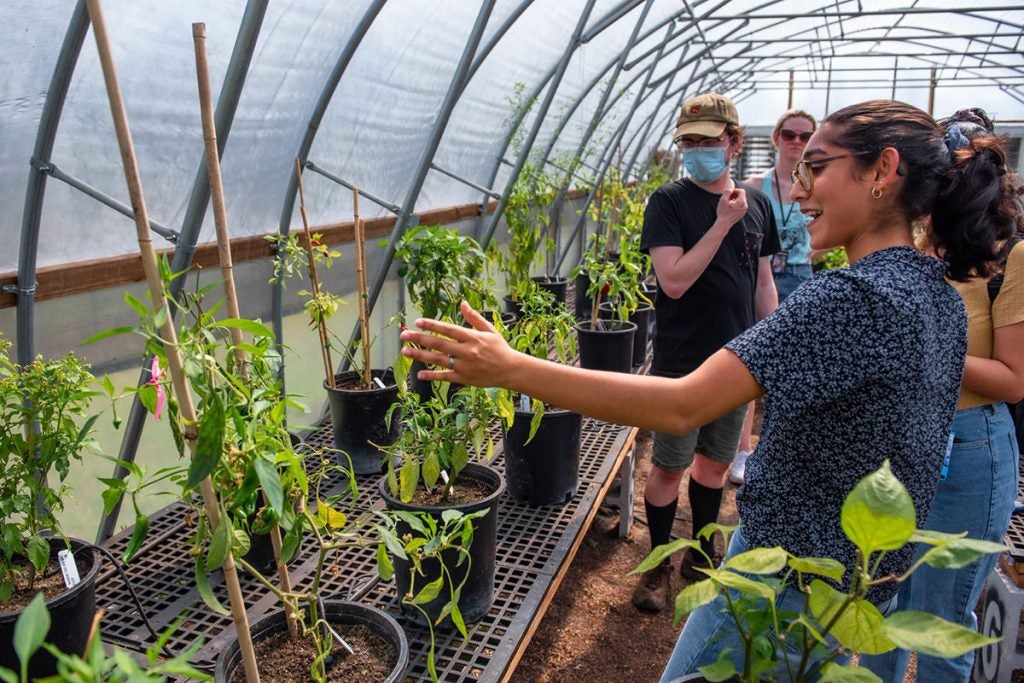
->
[1,0,1024,539]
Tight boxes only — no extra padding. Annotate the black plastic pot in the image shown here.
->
[576,319,637,373]
[531,275,569,305]
[409,360,463,405]
[0,538,100,679]
[503,405,582,506]
[378,463,505,626]
[598,301,654,368]
[502,294,522,319]
[574,272,593,320]
[214,600,409,682]
[324,369,401,475]
[471,310,517,330]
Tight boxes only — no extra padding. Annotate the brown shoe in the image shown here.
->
[679,547,721,581]
[631,563,672,612]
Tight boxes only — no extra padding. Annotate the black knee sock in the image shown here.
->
[689,478,723,557]
[644,496,679,552]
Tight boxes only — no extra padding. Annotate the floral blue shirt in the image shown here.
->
[727,247,966,601]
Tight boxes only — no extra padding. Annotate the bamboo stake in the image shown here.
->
[84,3,259,681]
[295,159,336,389]
[192,22,297,642]
[352,188,372,388]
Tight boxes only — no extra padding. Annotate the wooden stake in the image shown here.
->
[193,22,297,642]
[85,3,259,681]
[295,159,336,388]
[352,188,372,388]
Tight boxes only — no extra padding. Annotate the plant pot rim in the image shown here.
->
[324,368,398,395]
[378,462,506,514]
[576,319,638,334]
[214,599,409,682]
[0,537,100,619]
[597,300,654,313]
[531,275,569,284]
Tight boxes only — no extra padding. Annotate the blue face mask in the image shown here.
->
[682,147,729,184]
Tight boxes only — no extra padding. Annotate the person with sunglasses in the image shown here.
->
[729,108,819,487]
[629,92,779,613]
[396,99,1014,678]
[859,108,1024,683]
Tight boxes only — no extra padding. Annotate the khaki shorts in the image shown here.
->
[651,404,748,472]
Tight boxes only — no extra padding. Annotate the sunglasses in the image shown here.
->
[779,129,813,143]
[791,150,875,192]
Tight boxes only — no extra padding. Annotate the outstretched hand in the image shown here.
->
[399,300,517,388]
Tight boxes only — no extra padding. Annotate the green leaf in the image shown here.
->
[0,668,18,683]
[376,542,394,581]
[14,593,50,670]
[711,568,776,601]
[206,514,231,571]
[788,556,847,582]
[723,546,789,574]
[188,391,225,488]
[673,579,719,624]
[81,326,137,345]
[918,538,1005,569]
[253,457,284,517]
[808,579,893,654]
[884,610,998,657]
[410,576,443,605]
[281,524,301,564]
[841,460,915,555]
[632,538,697,574]
[26,535,49,574]
[399,458,419,502]
[697,648,739,682]
[194,556,230,616]
[819,661,883,682]
[422,452,440,490]
[211,318,274,338]
[450,442,468,478]
[451,603,468,639]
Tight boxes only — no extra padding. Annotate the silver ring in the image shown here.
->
[448,354,455,370]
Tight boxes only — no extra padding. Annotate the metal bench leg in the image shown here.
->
[974,563,1024,682]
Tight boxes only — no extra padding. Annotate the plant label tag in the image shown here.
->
[373,376,386,389]
[520,394,531,412]
[57,549,81,589]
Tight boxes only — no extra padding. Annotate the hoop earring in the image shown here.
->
[871,186,883,199]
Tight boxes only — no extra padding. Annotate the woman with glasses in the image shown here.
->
[397,100,1017,678]
[860,108,1024,683]
[729,108,819,487]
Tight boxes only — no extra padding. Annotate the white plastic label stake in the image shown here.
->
[373,376,386,389]
[520,393,531,412]
[57,549,81,589]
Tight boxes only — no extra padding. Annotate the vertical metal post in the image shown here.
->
[788,70,794,108]
[340,0,498,367]
[478,0,600,250]
[928,67,937,116]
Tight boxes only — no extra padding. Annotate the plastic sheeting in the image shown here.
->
[1,0,1023,272]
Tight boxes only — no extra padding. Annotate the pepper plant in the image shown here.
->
[0,336,110,605]
[633,460,1003,682]
[394,224,492,322]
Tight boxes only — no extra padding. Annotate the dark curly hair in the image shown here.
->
[822,100,1017,280]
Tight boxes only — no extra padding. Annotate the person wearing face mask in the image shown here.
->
[627,92,779,612]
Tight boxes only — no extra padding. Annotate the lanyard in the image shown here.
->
[773,169,796,227]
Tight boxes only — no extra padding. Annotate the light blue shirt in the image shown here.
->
[761,173,811,266]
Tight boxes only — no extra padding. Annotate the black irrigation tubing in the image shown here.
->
[76,542,188,666]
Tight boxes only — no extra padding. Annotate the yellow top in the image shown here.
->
[953,240,1024,408]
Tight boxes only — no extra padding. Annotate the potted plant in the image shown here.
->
[498,286,582,506]
[0,336,109,678]
[269,174,401,475]
[378,368,509,627]
[394,223,495,401]
[0,593,212,682]
[574,230,638,374]
[633,461,1003,682]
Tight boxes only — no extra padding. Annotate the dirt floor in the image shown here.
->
[509,431,739,683]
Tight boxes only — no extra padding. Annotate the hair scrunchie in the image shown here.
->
[944,122,971,162]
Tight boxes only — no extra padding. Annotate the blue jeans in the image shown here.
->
[860,403,1019,683]
[660,529,884,682]
[773,263,813,302]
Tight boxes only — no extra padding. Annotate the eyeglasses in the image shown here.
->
[779,129,813,143]
[675,135,728,150]
[791,151,875,192]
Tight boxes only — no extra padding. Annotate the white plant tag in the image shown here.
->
[373,376,386,389]
[57,549,81,589]
[440,470,450,485]
[520,393,531,412]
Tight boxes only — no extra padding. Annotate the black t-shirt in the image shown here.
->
[640,178,780,376]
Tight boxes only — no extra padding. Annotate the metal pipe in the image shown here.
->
[430,162,501,199]
[304,161,402,213]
